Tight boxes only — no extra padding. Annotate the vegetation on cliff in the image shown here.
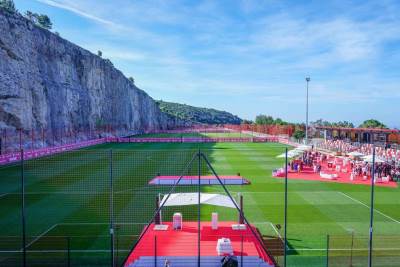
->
[156,100,242,125]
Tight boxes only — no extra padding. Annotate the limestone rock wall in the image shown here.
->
[0,9,178,137]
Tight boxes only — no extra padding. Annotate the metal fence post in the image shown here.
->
[241,235,244,267]
[42,128,45,148]
[4,129,7,154]
[67,237,71,267]
[326,235,330,267]
[109,149,115,267]
[197,149,201,267]
[21,149,27,267]
[115,228,119,267]
[19,129,22,151]
[154,235,157,267]
[350,231,354,267]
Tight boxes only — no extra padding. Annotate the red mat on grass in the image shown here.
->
[149,175,250,185]
[124,221,273,266]
[276,166,397,188]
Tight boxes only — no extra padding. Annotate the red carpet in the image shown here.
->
[275,165,397,188]
[124,221,273,266]
[149,175,250,185]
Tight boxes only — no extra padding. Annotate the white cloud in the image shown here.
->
[29,0,400,125]
[35,0,118,27]
[239,13,400,68]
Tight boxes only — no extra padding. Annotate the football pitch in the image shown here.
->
[0,133,399,267]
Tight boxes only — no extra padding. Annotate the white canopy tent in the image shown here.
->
[347,151,364,157]
[160,193,237,209]
[362,155,386,163]
[277,149,303,158]
[296,145,312,151]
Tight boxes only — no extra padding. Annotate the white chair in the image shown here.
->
[173,213,182,230]
[216,238,233,256]
[382,176,390,183]
[211,212,218,230]
[320,172,337,180]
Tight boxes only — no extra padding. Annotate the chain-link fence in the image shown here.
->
[1,145,398,267]
[0,149,280,267]
[328,235,400,267]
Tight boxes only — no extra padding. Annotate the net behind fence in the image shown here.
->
[328,235,400,267]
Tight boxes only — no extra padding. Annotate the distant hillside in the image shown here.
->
[156,101,242,125]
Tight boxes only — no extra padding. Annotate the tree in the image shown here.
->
[293,129,305,140]
[313,119,354,128]
[24,10,35,21]
[242,119,253,125]
[359,119,387,129]
[0,0,16,13]
[97,50,102,57]
[36,14,52,29]
[255,115,274,125]
[275,118,288,125]
[24,11,53,30]
[128,77,135,84]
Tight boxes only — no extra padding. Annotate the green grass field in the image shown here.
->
[0,133,399,267]
[131,131,254,138]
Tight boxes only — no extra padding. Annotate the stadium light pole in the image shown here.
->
[305,77,311,144]
[368,146,376,267]
[284,148,288,267]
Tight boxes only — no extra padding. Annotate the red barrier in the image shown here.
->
[113,137,275,143]
[0,138,107,165]
[0,126,294,166]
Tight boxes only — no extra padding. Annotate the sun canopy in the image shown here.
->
[160,193,237,208]
[362,155,385,163]
[296,145,312,151]
[277,149,303,158]
[347,151,364,157]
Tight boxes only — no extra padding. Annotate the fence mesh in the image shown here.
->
[1,144,398,267]
[328,235,400,267]
[0,160,22,267]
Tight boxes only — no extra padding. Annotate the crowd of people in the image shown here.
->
[316,140,400,163]
[288,148,400,182]
[316,140,356,154]
[289,150,324,173]
[350,161,400,181]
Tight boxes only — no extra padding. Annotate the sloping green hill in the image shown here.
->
[156,100,242,124]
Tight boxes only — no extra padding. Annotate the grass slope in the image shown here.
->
[0,135,399,266]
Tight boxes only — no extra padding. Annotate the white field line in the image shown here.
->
[253,221,287,249]
[252,222,283,239]
[339,192,400,225]
[269,222,283,239]
[25,223,58,249]
[292,248,400,251]
[0,193,8,198]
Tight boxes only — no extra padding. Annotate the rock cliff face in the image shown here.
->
[0,9,177,136]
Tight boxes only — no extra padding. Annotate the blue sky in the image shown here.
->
[14,0,400,128]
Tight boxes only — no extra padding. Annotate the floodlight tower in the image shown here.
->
[305,76,311,144]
